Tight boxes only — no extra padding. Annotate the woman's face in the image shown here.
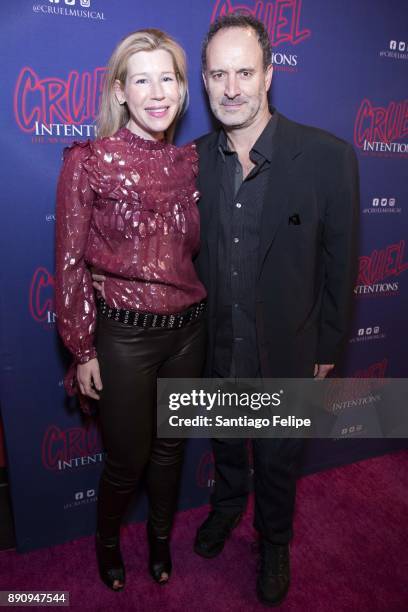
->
[115,49,181,140]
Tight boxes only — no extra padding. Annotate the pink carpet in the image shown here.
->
[1,450,407,611]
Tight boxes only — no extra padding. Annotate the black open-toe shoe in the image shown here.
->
[96,532,125,591]
[146,522,172,585]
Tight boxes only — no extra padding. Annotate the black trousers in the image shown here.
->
[212,361,304,545]
[211,437,304,544]
[95,315,206,540]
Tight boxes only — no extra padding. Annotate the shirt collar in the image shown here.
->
[217,130,230,162]
[217,109,278,163]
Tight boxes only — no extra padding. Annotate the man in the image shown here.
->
[93,13,359,607]
[192,14,359,607]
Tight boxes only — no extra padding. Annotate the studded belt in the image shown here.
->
[97,297,207,329]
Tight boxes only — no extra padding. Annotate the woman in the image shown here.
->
[55,29,206,591]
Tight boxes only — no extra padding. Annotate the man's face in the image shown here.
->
[203,27,272,130]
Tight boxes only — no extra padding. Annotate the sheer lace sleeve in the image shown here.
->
[55,142,97,395]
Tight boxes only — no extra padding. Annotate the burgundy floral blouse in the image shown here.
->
[55,127,206,391]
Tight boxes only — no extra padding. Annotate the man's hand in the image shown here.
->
[92,270,106,298]
[314,364,334,379]
[77,358,103,399]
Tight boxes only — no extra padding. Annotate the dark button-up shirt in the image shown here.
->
[213,113,278,377]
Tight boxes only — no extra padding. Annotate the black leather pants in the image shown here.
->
[95,315,206,540]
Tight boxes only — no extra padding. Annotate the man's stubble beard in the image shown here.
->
[210,93,265,130]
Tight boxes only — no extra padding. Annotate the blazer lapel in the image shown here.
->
[257,115,302,278]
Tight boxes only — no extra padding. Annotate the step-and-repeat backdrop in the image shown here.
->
[0,0,407,551]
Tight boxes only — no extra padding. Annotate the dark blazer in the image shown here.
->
[194,111,360,377]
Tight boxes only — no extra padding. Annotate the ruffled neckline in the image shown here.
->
[116,126,169,150]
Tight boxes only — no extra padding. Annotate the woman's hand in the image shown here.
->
[91,267,106,299]
[77,358,103,399]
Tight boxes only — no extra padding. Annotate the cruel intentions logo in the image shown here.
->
[29,267,56,325]
[14,66,106,142]
[42,422,104,471]
[211,0,311,72]
[354,98,408,156]
[354,240,408,296]
[352,358,388,379]
[325,360,389,434]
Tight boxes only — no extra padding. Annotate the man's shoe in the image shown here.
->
[194,510,242,558]
[256,540,290,607]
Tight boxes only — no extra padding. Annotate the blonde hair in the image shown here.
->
[97,29,189,141]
